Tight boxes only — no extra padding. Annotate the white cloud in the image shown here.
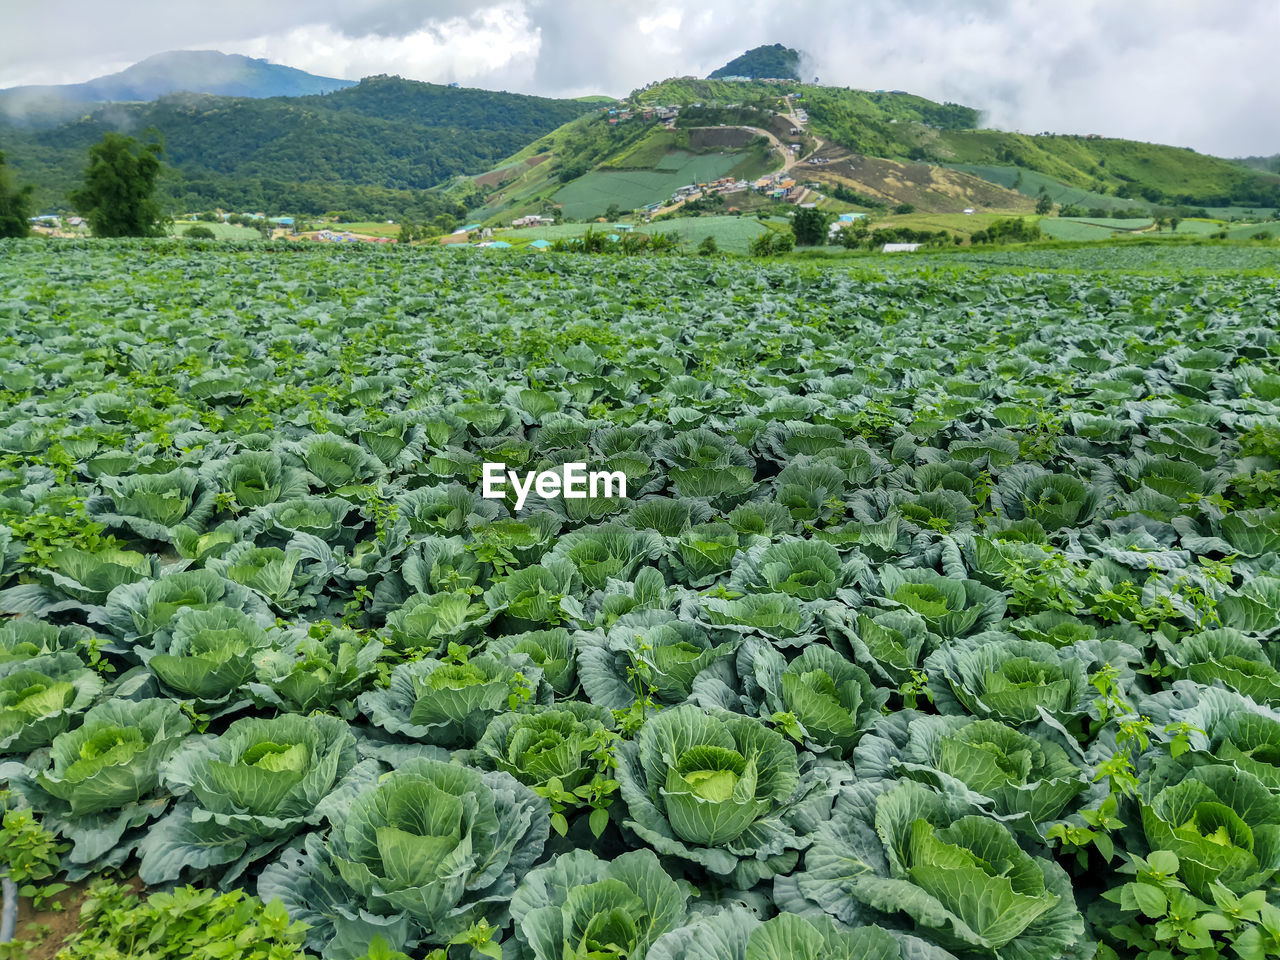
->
[0,0,1276,154]
[228,4,540,87]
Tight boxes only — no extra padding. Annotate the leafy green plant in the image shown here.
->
[56,880,309,960]
[0,790,67,909]
[1098,851,1280,960]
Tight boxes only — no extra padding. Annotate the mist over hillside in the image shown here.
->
[0,50,355,126]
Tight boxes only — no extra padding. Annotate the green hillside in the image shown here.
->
[8,54,1273,228]
[555,153,745,218]
[466,111,657,221]
[632,77,794,106]
[708,44,801,80]
[0,75,598,217]
[945,164,1141,211]
[467,108,779,223]
[1237,153,1280,174]
[627,79,1277,212]
[935,130,1280,207]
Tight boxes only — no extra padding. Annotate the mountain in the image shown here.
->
[0,51,355,124]
[466,80,1013,222]
[0,75,600,218]
[708,44,801,80]
[4,45,1276,228]
[468,74,1280,224]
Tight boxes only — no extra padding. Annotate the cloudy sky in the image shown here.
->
[2,0,1275,156]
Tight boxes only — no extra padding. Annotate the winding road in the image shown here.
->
[647,117,824,217]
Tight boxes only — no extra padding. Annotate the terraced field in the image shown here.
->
[552,153,746,218]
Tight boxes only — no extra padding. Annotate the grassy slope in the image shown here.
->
[553,154,745,218]
[1039,217,1158,241]
[1228,220,1280,238]
[470,107,779,223]
[708,44,801,80]
[466,112,659,221]
[471,78,989,223]
[945,164,1141,211]
[346,75,1278,228]
[876,211,1026,239]
[937,130,1280,206]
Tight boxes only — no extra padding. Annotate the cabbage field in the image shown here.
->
[3,239,1280,960]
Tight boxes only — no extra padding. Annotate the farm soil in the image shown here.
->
[15,874,144,959]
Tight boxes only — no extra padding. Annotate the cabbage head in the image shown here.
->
[646,907,936,960]
[474,701,614,797]
[484,560,583,631]
[698,592,822,648]
[616,704,846,886]
[14,697,191,876]
[666,521,743,587]
[138,713,361,884]
[1141,683,1280,794]
[0,652,103,754]
[824,608,934,686]
[92,467,216,540]
[100,571,274,652]
[695,640,886,760]
[1158,628,1280,706]
[545,523,664,591]
[385,590,493,654]
[296,434,384,490]
[1140,760,1280,899]
[358,654,539,748]
[35,697,191,816]
[218,450,310,507]
[34,545,157,605]
[510,849,691,960]
[730,538,861,602]
[854,712,1089,834]
[577,611,739,711]
[874,568,1006,640]
[486,627,576,696]
[259,758,548,956]
[925,635,1094,727]
[248,625,382,718]
[140,605,270,708]
[783,780,1086,960]
[0,619,93,663]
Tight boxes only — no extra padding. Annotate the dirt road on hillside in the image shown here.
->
[648,121,824,217]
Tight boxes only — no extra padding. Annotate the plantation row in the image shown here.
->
[2,240,1280,960]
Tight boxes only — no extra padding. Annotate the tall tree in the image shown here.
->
[0,151,33,238]
[70,133,166,237]
[791,207,831,246]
